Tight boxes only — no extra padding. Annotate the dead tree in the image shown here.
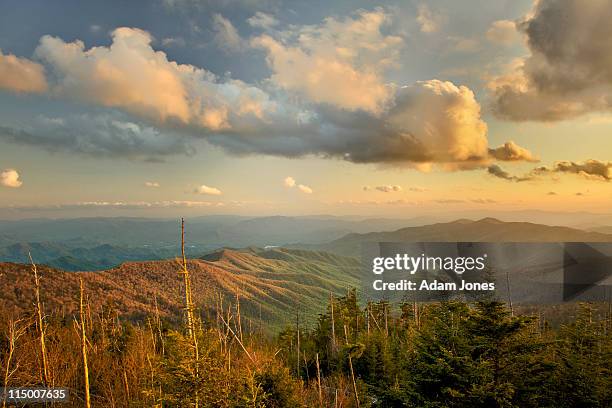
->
[29,253,49,386]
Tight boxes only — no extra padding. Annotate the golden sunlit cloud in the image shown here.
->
[532,160,611,182]
[34,27,273,128]
[0,50,47,93]
[194,185,223,195]
[283,176,296,188]
[0,169,22,188]
[252,8,402,114]
[297,184,313,194]
[488,141,539,162]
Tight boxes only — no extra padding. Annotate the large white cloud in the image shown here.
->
[251,8,402,114]
[0,50,47,93]
[0,13,538,170]
[490,0,612,121]
[35,27,275,129]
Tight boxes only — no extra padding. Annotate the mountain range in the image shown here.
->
[2,217,612,271]
[0,247,361,328]
[306,218,612,257]
[2,218,612,327]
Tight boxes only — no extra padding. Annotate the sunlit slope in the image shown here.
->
[0,247,361,328]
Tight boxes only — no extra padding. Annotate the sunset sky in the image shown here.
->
[0,0,611,219]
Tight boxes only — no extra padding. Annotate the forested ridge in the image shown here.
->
[1,280,610,407]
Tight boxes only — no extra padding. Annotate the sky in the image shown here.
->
[0,0,611,219]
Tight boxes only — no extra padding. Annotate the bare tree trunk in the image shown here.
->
[236,293,243,343]
[505,269,514,317]
[348,354,360,408]
[330,292,336,351]
[180,218,199,408]
[29,253,49,386]
[384,303,389,338]
[296,310,300,376]
[316,353,323,407]
[79,278,91,408]
[3,319,27,408]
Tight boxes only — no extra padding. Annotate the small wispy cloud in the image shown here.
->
[417,4,442,33]
[284,176,296,188]
[247,12,278,30]
[298,184,313,194]
[145,181,160,188]
[486,20,518,45]
[212,14,245,52]
[194,184,222,195]
[363,185,402,193]
[487,165,531,182]
[284,176,313,193]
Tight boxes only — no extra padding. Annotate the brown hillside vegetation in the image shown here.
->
[0,247,361,327]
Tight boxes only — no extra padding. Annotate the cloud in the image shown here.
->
[0,16,528,169]
[187,78,495,168]
[0,169,22,188]
[532,160,611,181]
[251,8,402,114]
[212,14,245,52]
[297,184,313,194]
[4,200,228,211]
[487,164,531,182]
[283,176,296,188]
[364,185,402,192]
[145,181,160,187]
[488,140,539,162]
[161,37,186,47]
[435,199,464,204]
[0,113,195,159]
[486,20,518,45]
[471,198,497,204]
[547,191,557,195]
[194,184,222,195]
[0,50,47,93]
[446,36,480,53]
[247,12,278,29]
[34,27,273,129]
[417,4,442,33]
[408,187,427,192]
[284,176,312,193]
[489,0,612,121]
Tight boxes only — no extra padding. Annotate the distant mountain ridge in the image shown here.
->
[0,215,416,245]
[0,215,418,270]
[307,218,612,257]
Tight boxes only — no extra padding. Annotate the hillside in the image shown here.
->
[590,226,612,235]
[0,247,361,328]
[311,218,612,257]
[0,242,172,271]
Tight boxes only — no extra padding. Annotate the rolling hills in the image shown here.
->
[0,247,362,328]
